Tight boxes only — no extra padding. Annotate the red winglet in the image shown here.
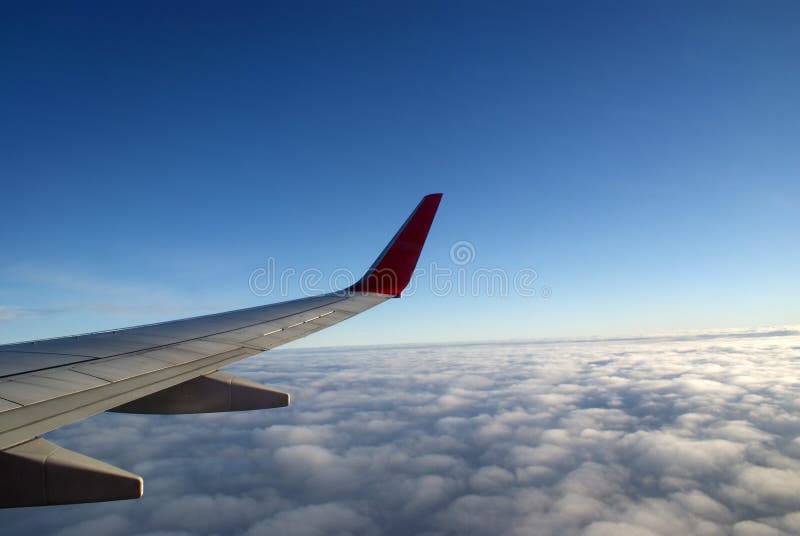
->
[349,193,443,296]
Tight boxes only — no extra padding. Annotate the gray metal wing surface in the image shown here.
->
[0,193,443,507]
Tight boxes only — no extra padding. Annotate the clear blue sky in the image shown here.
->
[1,1,798,346]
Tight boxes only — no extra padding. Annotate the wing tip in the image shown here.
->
[349,193,443,296]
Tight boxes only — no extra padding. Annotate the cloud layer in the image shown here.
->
[2,328,800,535]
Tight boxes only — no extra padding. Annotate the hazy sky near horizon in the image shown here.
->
[1,1,799,346]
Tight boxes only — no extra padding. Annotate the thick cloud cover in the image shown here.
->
[2,328,800,535]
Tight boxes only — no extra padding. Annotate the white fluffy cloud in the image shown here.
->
[2,327,800,535]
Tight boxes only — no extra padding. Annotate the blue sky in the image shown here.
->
[1,1,798,346]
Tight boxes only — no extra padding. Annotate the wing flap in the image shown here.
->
[0,353,89,378]
[0,398,21,413]
[72,355,175,382]
[0,371,109,405]
[0,380,75,406]
[15,370,109,390]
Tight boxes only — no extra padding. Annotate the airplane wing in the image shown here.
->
[0,193,442,507]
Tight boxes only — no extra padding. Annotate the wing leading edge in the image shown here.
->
[0,193,443,507]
